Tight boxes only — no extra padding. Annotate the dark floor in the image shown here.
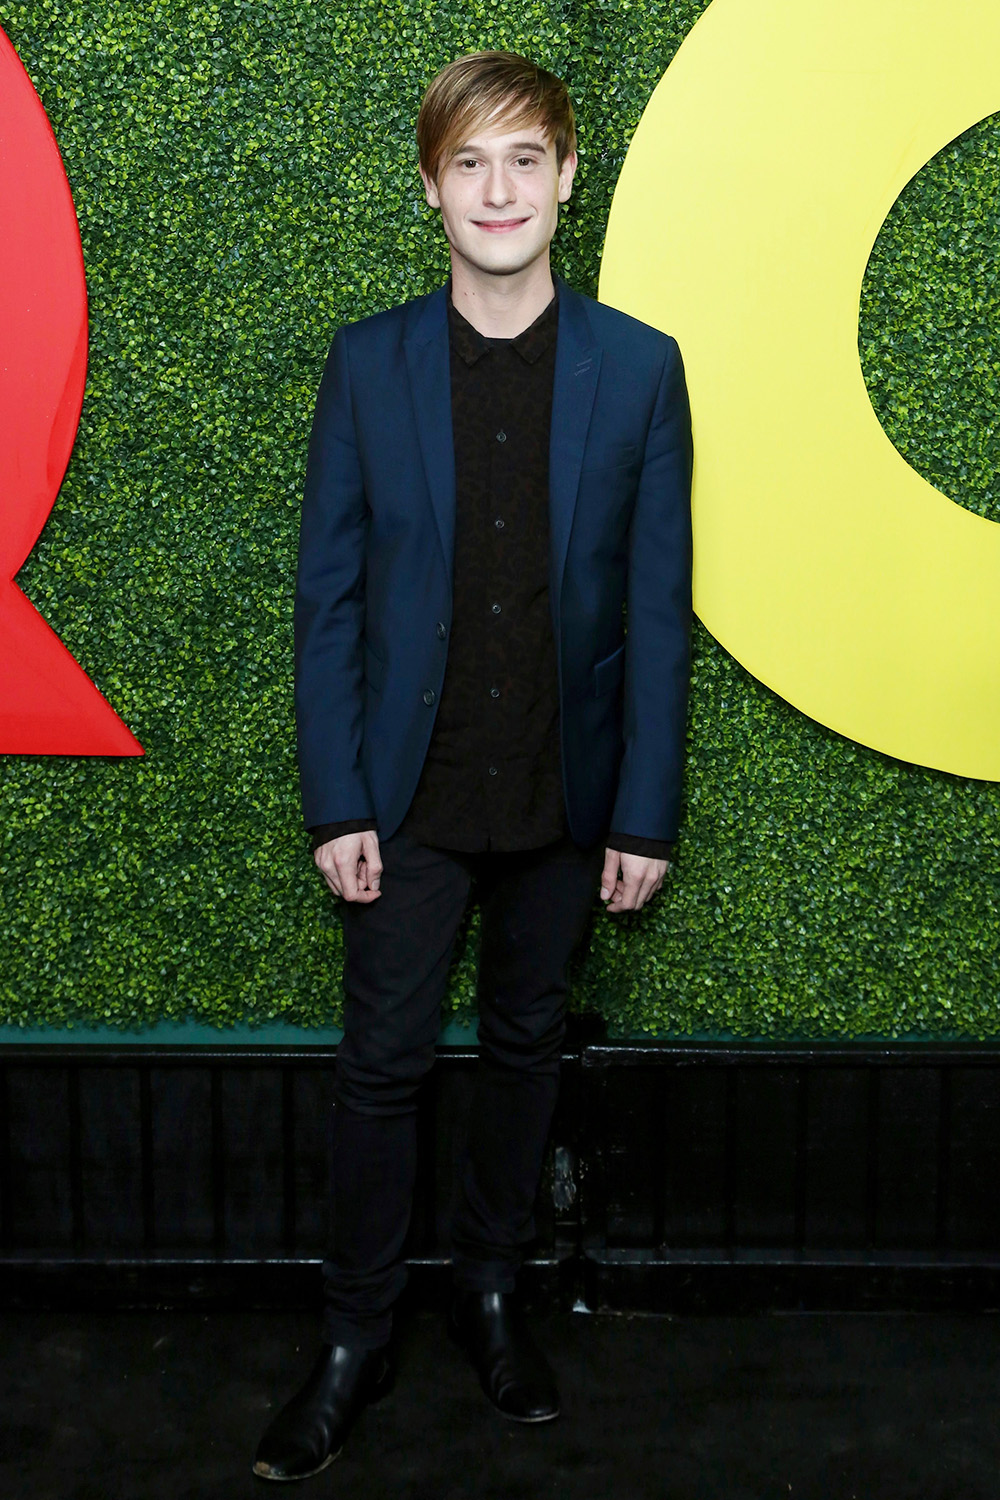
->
[1,1303,999,1500]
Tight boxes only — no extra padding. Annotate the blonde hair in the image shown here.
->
[417,51,576,183]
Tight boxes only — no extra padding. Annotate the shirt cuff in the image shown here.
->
[310,819,378,852]
[607,830,674,861]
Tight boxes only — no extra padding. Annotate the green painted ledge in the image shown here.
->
[0,1020,994,1047]
[0,1019,478,1046]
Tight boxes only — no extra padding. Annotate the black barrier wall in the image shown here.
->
[4,1038,1000,1313]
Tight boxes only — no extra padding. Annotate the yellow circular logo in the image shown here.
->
[600,0,1000,778]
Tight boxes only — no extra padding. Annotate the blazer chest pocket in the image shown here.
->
[593,641,625,698]
[364,641,386,693]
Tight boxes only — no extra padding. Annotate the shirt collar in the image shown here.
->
[448,285,559,366]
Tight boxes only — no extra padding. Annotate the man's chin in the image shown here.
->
[458,245,548,280]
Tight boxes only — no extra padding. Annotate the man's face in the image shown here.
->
[420,121,577,280]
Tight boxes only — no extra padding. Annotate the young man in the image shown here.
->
[254,51,692,1481]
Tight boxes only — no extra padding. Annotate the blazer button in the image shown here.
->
[436,621,447,639]
[423,689,436,705]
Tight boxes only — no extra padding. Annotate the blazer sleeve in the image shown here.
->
[608,337,693,845]
[293,327,377,829]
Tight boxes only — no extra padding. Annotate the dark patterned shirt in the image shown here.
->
[309,290,671,861]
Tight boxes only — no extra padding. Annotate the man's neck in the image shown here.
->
[448,255,556,339]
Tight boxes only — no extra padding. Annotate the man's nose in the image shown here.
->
[482,165,515,206]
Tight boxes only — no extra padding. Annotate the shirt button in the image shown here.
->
[494,517,505,530]
[436,621,447,639]
[490,687,500,698]
[422,689,436,705]
[496,430,507,443]
[488,765,498,776]
[491,602,501,614]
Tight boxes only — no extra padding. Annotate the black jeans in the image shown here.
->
[321,820,606,1348]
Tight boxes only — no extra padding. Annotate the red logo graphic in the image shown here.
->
[0,28,142,754]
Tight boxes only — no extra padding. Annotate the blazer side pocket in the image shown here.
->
[592,640,626,698]
[580,443,638,475]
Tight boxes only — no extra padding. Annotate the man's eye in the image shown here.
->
[516,157,535,167]
[460,158,478,168]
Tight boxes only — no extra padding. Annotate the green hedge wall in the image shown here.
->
[1,1,998,1037]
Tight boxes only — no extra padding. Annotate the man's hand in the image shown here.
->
[600,848,667,913]
[315,830,383,902]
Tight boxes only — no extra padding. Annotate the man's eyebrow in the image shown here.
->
[451,139,549,156]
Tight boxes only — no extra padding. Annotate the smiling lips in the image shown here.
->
[474,217,530,232]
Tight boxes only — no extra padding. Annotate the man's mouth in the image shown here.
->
[474,217,529,233]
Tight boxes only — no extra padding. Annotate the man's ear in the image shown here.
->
[419,164,441,209]
[557,149,578,204]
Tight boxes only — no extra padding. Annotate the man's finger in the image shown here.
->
[313,848,342,899]
[608,868,650,912]
[361,840,386,882]
[600,849,620,900]
[618,862,643,908]
[355,854,382,900]
[337,848,360,900]
[360,832,383,890]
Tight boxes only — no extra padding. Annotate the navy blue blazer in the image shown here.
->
[294,275,693,850]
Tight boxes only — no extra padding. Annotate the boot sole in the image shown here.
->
[496,1405,561,1424]
[253,1448,342,1482]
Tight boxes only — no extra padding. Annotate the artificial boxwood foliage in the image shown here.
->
[1,2,998,1037]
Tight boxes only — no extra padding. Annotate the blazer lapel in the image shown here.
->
[549,278,601,623]
[403,285,456,590]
